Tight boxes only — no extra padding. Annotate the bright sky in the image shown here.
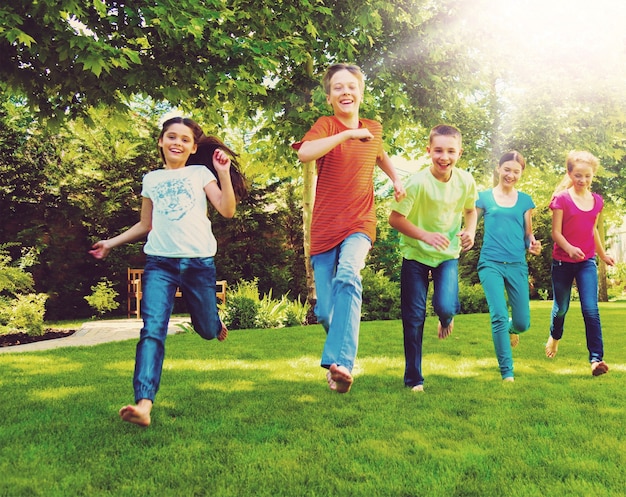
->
[467,0,626,80]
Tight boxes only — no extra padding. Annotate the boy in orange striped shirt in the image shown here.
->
[293,63,405,393]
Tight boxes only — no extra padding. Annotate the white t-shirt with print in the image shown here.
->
[142,165,218,257]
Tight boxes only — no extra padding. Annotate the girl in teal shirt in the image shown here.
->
[476,151,542,381]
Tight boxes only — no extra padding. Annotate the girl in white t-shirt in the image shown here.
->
[90,117,246,426]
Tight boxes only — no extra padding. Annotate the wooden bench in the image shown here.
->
[127,268,227,319]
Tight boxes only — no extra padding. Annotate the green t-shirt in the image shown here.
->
[391,166,477,267]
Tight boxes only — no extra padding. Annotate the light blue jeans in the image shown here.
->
[134,255,221,402]
[478,260,531,379]
[401,258,460,387]
[311,233,371,372]
[551,258,604,363]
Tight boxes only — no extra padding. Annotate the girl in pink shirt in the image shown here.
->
[546,151,615,376]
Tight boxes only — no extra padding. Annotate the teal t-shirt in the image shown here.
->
[477,189,535,263]
[391,166,477,267]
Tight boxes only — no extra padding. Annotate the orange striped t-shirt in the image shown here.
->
[293,115,384,255]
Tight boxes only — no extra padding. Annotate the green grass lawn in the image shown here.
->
[1,301,624,497]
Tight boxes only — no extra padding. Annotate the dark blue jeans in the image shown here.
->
[134,255,221,402]
[550,258,604,363]
[401,258,460,387]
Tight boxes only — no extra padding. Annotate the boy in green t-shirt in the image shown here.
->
[389,124,477,392]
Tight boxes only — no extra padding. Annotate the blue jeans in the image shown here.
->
[311,233,371,372]
[550,258,604,363]
[134,255,221,402]
[478,260,531,379]
[401,258,460,387]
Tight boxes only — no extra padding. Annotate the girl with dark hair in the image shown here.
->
[90,117,246,426]
[476,151,542,382]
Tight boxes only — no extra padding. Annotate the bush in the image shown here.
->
[0,293,48,336]
[223,279,310,330]
[361,268,401,321]
[224,295,259,330]
[459,282,489,314]
[0,246,48,336]
[84,279,120,317]
[283,297,310,327]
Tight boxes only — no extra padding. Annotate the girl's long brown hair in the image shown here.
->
[159,116,248,200]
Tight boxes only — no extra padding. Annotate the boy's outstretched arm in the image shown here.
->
[377,151,406,201]
[296,128,374,163]
[89,198,153,259]
[389,210,451,251]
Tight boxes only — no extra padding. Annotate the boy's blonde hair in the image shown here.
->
[429,124,462,147]
[554,150,600,193]
[322,63,364,95]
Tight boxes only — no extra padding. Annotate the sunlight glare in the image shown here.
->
[474,0,626,77]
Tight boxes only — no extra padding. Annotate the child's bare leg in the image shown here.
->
[545,336,559,358]
[329,364,353,393]
[119,398,153,427]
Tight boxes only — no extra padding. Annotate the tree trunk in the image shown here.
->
[302,161,316,303]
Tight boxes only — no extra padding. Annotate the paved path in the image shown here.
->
[0,317,190,354]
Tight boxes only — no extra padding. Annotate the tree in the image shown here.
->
[5,0,625,312]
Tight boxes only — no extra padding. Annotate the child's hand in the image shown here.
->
[457,230,475,252]
[349,128,374,142]
[423,232,450,251]
[212,148,231,172]
[88,240,111,260]
[528,239,542,256]
[602,254,616,266]
[393,180,406,202]
[566,246,585,261]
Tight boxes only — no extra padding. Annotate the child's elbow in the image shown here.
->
[297,142,315,163]
[222,207,236,219]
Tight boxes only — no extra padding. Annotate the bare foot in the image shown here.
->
[218,322,228,342]
[411,385,424,392]
[591,361,609,376]
[438,319,454,339]
[119,399,152,426]
[545,336,559,358]
[329,364,353,394]
[326,371,337,391]
[509,333,519,348]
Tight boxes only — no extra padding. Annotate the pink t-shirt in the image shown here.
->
[549,190,603,263]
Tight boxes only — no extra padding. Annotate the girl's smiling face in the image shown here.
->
[497,160,523,188]
[568,162,594,193]
[158,123,198,168]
